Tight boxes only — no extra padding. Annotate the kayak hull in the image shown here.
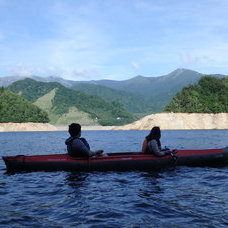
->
[2,148,228,173]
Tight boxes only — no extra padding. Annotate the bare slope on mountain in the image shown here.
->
[34,90,98,125]
[8,79,134,125]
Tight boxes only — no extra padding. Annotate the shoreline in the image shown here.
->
[54,125,115,131]
[0,113,227,132]
[0,122,115,132]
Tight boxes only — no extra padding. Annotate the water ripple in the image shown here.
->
[0,130,228,227]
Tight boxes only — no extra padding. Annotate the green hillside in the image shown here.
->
[8,78,60,102]
[4,68,227,114]
[9,79,135,125]
[164,76,228,113]
[0,87,49,122]
[93,69,204,112]
[73,83,153,115]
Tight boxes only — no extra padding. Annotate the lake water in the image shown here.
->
[0,130,228,227]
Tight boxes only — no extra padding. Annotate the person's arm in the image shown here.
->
[89,150,104,156]
[148,140,166,156]
[71,138,91,156]
[141,139,148,153]
[79,138,103,156]
[71,138,104,157]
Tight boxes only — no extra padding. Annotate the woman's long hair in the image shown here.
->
[146,126,161,147]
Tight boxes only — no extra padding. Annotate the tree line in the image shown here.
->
[0,87,49,123]
[164,76,228,113]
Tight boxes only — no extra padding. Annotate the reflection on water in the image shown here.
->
[65,172,88,190]
[139,172,164,197]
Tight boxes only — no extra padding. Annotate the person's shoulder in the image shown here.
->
[79,137,88,142]
[66,136,80,143]
[65,136,74,145]
[72,137,81,142]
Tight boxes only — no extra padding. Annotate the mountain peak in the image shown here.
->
[172,68,198,74]
[167,68,201,79]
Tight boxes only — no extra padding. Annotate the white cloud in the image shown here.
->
[4,62,65,77]
[5,62,33,76]
[1,0,228,79]
[71,68,100,80]
[179,53,200,66]
[131,61,140,70]
[44,66,66,77]
[178,41,228,70]
[6,69,32,77]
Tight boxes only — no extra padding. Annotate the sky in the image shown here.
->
[0,0,228,81]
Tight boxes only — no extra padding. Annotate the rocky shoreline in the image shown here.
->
[0,113,227,132]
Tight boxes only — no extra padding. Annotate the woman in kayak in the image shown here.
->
[65,123,103,157]
[141,126,171,156]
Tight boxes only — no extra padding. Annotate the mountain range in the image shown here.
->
[1,68,227,114]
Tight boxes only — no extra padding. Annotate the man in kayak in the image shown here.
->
[65,123,104,157]
[141,126,171,156]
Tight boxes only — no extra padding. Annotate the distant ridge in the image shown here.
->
[2,68,227,113]
[0,75,76,87]
[1,68,226,88]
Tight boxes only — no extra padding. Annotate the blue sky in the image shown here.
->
[0,0,228,80]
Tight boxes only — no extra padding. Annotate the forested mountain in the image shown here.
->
[9,79,135,125]
[2,68,227,113]
[73,83,153,115]
[88,69,207,112]
[164,76,228,113]
[0,87,49,123]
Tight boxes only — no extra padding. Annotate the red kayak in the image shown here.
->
[2,148,228,172]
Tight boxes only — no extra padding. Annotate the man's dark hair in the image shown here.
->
[68,123,81,136]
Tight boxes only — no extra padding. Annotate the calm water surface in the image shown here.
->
[0,130,228,227]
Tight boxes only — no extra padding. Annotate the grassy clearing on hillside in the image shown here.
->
[55,107,98,125]
[33,88,60,123]
[33,89,98,125]
[34,88,56,111]
[9,79,135,125]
